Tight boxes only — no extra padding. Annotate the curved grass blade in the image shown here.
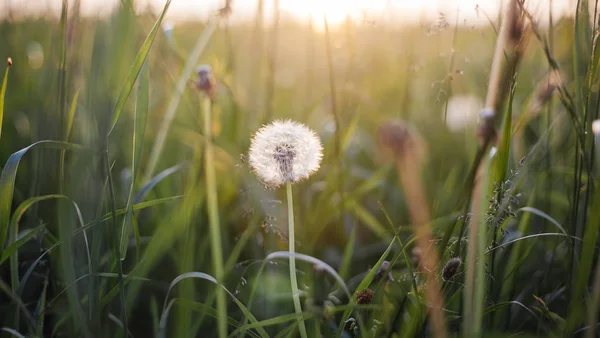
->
[161,298,262,338]
[108,313,134,337]
[0,141,90,258]
[483,301,538,320]
[120,60,150,260]
[486,233,583,254]
[135,164,183,203]
[109,0,172,134]
[518,207,569,237]
[230,312,314,337]
[0,328,25,338]
[0,225,45,265]
[265,251,351,297]
[160,272,268,338]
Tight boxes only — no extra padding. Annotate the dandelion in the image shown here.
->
[249,120,323,188]
[592,120,600,137]
[248,119,322,338]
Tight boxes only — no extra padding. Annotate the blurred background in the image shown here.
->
[0,0,597,337]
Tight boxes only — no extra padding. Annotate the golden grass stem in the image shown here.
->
[395,158,448,338]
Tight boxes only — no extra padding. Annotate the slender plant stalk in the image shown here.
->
[287,182,308,338]
[202,94,227,338]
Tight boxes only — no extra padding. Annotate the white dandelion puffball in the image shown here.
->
[249,120,323,188]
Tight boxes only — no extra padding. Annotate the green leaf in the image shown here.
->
[109,0,172,134]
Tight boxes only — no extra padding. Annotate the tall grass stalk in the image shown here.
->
[463,0,524,334]
[286,181,308,338]
[201,93,227,338]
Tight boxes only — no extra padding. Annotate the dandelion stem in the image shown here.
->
[202,94,227,338]
[287,182,307,338]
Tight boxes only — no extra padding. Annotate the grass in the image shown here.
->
[1,0,600,337]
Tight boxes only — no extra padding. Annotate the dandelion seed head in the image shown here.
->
[593,119,600,136]
[249,120,323,188]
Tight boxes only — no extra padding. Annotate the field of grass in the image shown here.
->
[1,0,600,337]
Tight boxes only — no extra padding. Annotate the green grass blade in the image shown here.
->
[0,328,25,338]
[230,312,314,337]
[337,238,394,337]
[518,207,569,236]
[160,272,269,338]
[120,60,149,260]
[0,141,91,258]
[0,225,45,265]
[0,59,11,140]
[338,225,356,280]
[265,251,350,297]
[109,0,172,134]
[65,89,80,141]
[495,81,515,183]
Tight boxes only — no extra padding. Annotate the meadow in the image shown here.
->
[1,0,600,337]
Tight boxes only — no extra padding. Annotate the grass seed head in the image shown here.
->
[442,257,462,281]
[356,289,374,305]
[248,120,323,188]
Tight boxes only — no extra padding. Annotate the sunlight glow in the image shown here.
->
[281,0,387,25]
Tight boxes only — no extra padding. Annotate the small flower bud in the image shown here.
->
[7,57,12,67]
[194,65,216,98]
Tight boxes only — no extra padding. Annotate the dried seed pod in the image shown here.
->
[442,257,462,281]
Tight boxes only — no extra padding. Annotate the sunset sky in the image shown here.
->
[2,0,579,27]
